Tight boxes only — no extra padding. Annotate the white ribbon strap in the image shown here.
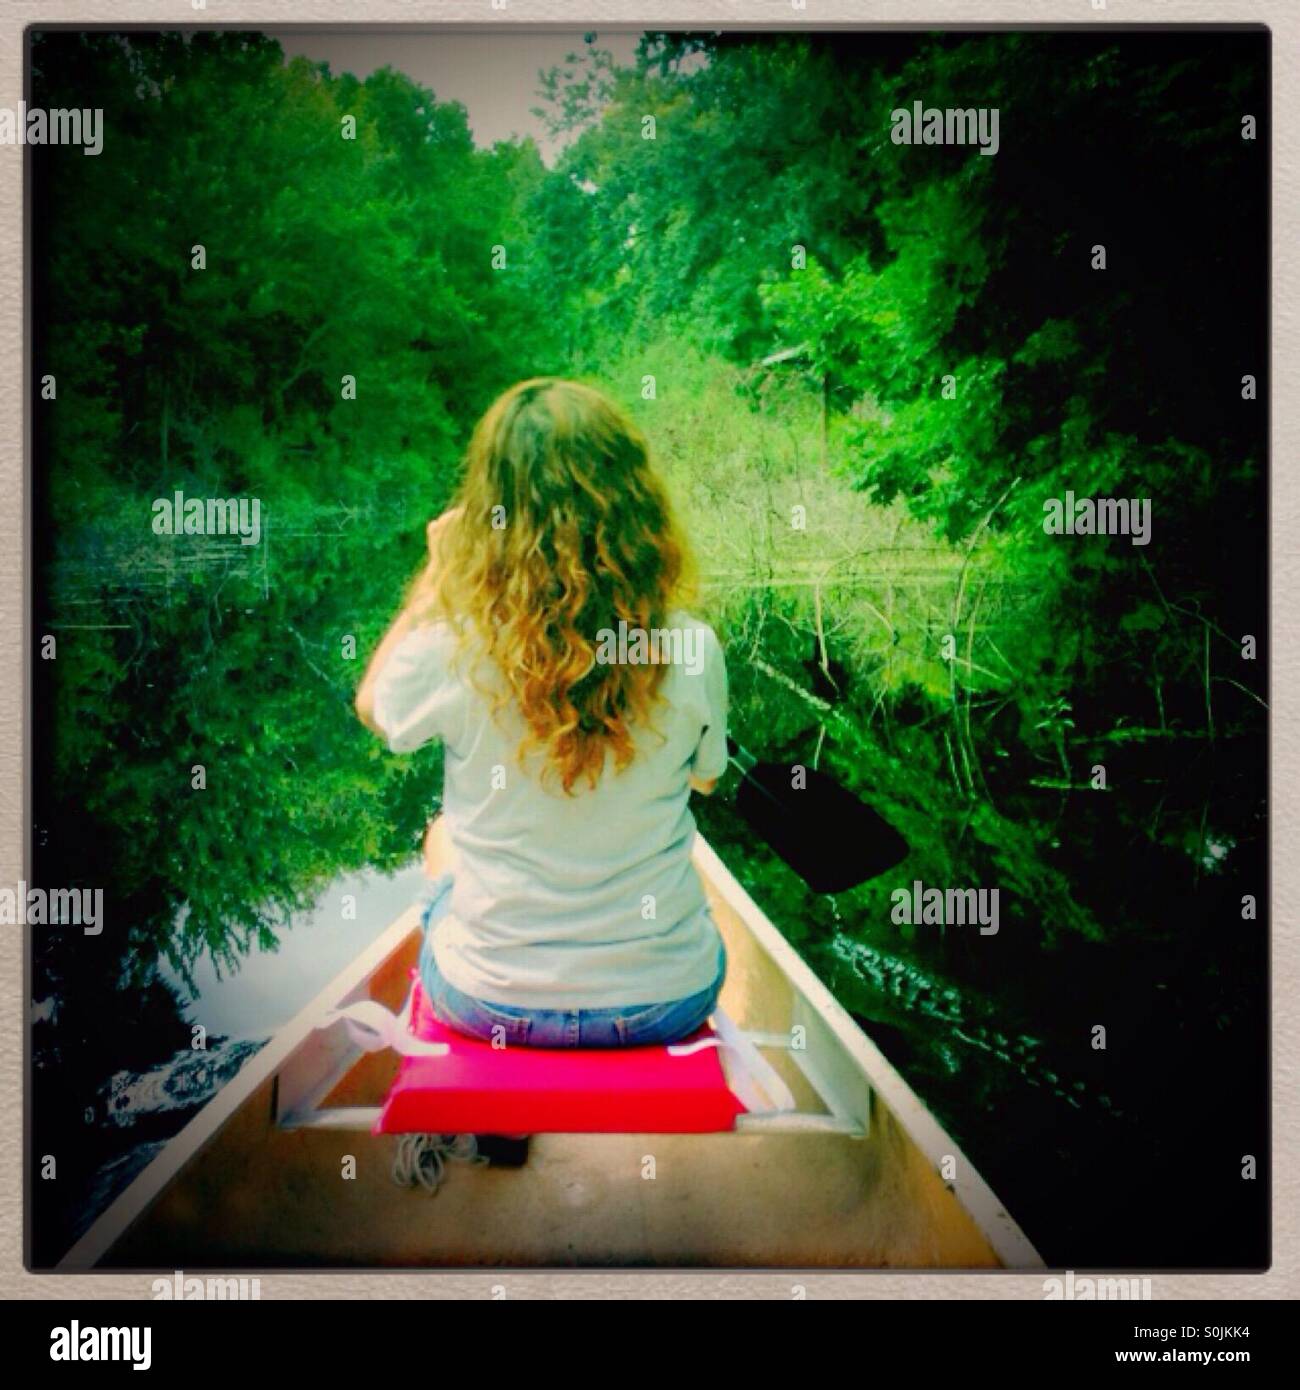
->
[319,998,790,1112]
[668,1008,797,1114]
[320,995,450,1059]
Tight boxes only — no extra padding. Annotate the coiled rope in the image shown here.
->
[391,1132,485,1194]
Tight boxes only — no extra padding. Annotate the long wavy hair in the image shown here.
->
[421,378,694,793]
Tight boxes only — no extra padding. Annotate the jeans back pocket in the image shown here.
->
[436,989,534,1047]
[613,1000,681,1047]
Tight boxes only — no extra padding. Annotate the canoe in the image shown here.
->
[59,824,1042,1269]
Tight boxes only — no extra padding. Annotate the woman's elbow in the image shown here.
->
[354,685,380,736]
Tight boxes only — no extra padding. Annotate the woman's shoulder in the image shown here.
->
[666,609,720,641]
[393,618,459,660]
[384,619,485,689]
[663,610,725,677]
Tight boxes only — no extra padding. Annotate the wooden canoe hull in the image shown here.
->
[62,831,1041,1270]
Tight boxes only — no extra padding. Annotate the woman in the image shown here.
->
[354,378,729,1049]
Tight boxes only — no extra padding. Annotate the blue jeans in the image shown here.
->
[416,874,726,1048]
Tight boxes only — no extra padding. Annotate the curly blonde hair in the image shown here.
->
[423,378,694,793]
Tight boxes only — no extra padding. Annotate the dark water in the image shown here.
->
[696,786,1268,1271]
[34,863,427,1263]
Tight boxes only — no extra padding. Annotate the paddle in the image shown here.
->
[726,738,910,894]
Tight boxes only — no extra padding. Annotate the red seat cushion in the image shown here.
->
[374,979,746,1135]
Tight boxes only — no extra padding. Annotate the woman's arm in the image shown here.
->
[354,511,458,736]
[353,582,431,736]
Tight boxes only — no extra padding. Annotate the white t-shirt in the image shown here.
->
[371,610,728,1009]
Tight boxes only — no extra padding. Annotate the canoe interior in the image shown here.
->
[66,831,1039,1270]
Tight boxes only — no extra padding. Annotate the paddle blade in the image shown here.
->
[735,761,910,893]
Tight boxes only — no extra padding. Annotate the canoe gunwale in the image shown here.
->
[691,835,1043,1269]
[56,833,1043,1271]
